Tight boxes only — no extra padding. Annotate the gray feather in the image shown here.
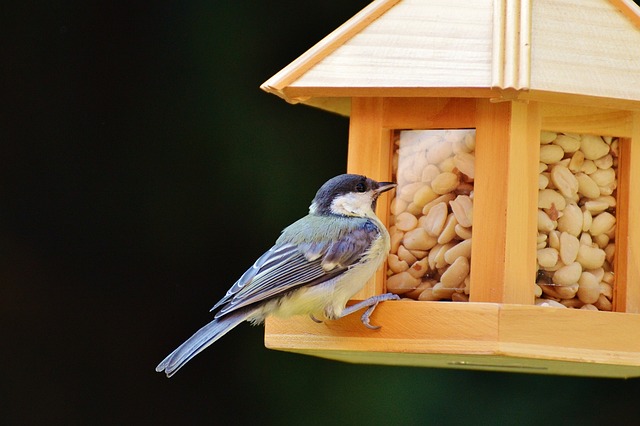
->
[155,310,250,377]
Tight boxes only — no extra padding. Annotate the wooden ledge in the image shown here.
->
[264,301,640,378]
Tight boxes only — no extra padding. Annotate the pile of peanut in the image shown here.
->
[386,130,475,302]
[536,131,617,310]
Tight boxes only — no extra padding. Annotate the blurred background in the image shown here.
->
[4,1,640,424]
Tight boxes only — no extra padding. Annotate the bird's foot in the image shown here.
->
[340,293,400,329]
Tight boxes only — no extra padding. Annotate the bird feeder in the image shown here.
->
[260,0,640,377]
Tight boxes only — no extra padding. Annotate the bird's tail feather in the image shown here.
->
[156,310,250,377]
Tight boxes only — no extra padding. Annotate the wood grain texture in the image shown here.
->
[530,0,640,103]
[289,0,494,90]
[382,98,476,129]
[503,101,538,305]
[260,0,400,102]
[347,98,393,299]
[540,103,634,137]
[262,0,640,113]
[262,97,640,377]
[627,114,640,313]
[264,301,640,377]
[608,0,640,29]
[469,100,511,303]
[616,115,640,313]
[492,0,531,90]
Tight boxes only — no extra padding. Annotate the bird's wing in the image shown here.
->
[211,219,380,318]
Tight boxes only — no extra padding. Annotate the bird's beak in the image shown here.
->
[374,181,397,195]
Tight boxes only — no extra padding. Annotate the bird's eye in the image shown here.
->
[355,182,366,192]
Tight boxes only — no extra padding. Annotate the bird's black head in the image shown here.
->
[309,174,396,217]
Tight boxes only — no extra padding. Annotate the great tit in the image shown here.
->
[156,174,398,377]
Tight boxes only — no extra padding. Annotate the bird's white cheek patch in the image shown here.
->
[330,192,375,217]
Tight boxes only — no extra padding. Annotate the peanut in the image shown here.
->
[576,244,606,269]
[540,144,564,164]
[577,271,600,304]
[537,248,559,268]
[552,261,582,286]
[576,173,600,199]
[444,239,472,264]
[538,189,567,211]
[431,172,459,195]
[437,213,458,244]
[422,202,448,236]
[450,195,473,227]
[553,134,581,153]
[453,151,475,179]
[556,203,582,236]
[413,184,439,208]
[559,232,580,265]
[589,212,616,237]
[580,134,609,160]
[395,212,418,231]
[440,256,470,289]
[386,271,420,295]
[551,164,579,198]
[387,254,409,274]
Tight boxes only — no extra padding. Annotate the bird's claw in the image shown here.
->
[361,303,382,330]
[310,314,323,324]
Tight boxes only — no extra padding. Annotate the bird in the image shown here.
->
[156,174,399,377]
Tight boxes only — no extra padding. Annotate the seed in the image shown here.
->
[386,271,420,295]
[559,232,580,265]
[576,244,606,269]
[431,172,459,195]
[422,202,448,236]
[552,262,582,286]
[580,134,610,160]
[395,212,418,232]
[577,271,600,304]
[590,212,616,237]
[540,144,564,164]
[450,195,473,227]
[440,256,470,289]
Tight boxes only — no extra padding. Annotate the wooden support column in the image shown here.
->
[470,99,538,304]
[616,112,640,313]
[347,97,393,299]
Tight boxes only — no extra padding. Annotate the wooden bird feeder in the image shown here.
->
[260,0,640,377]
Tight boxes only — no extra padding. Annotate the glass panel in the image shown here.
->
[536,131,618,311]
[387,129,475,302]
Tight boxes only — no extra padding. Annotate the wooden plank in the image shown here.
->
[503,101,539,305]
[382,98,476,129]
[628,115,640,313]
[264,302,640,377]
[616,114,640,313]
[616,137,631,312]
[265,301,500,354]
[346,97,393,299]
[540,103,633,137]
[260,0,401,100]
[521,90,640,112]
[280,87,499,104]
[470,100,512,303]
[279,350,640,378]
[290,0,494,91]
[499,305,640,365]
[530,0,640,103]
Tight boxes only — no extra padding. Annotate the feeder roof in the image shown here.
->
[261,0,640,115]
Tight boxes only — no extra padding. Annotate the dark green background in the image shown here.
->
[4,1,640,424]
